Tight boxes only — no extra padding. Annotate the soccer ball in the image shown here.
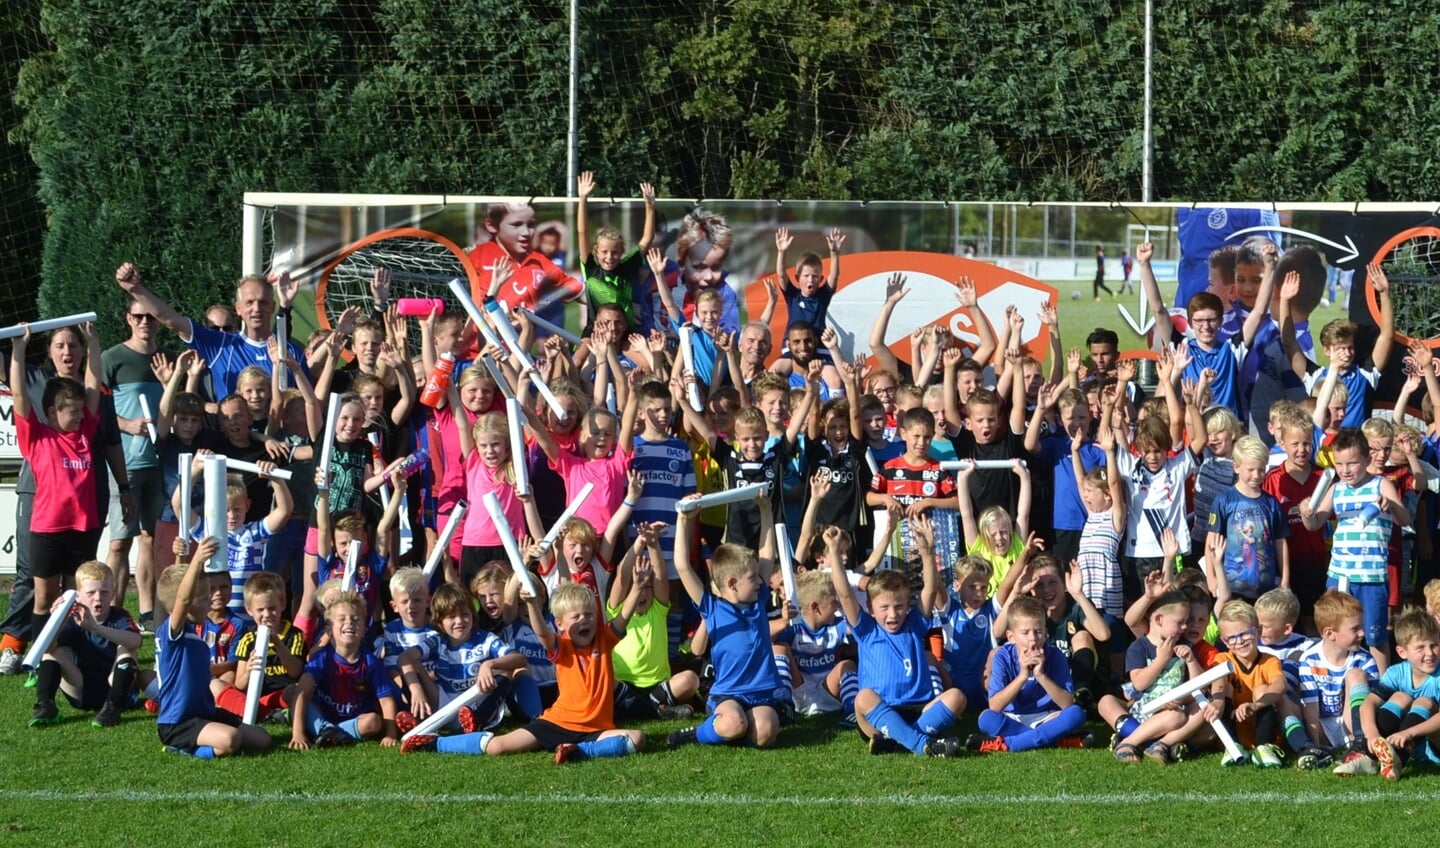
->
[1070,290,1081,300]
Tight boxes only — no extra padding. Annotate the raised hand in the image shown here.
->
[1369,261,1390,294]
[825,228,846,252]
[577,170,596,199]
[370,267,392,304]
[490,254,514,291]
[1038,302,1058,327]
[885,272,909,304]
[646,247,667,277]
[1280,270,1300,302]
[638,181,656,204]
[150,351,175,384]
[270,269,300,310]
[115,262,141,292]
[775,227,794,253]
[954,276,978,308]
[1136,241,1153,263]
[1408,338,1434,373]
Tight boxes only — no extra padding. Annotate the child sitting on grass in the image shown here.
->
[773,569,858,727]
[1357,606,1440,780]
[289,592,400,749]
[212,572,306,725]
[29,562,143,729]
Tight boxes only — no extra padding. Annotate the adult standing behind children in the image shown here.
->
[115,262,310,399]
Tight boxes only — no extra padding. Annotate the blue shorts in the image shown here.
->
[707,689,795,724]
[1328,578,1388,647]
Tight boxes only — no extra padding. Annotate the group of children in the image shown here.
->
[12,192,1440,780]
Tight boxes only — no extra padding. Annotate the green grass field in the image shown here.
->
[0,589,1435,847]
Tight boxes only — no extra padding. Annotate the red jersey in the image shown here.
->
[871,455,955,507]
[16,407,100,533]
[1262,464,1328,565]
[467,240,583,314]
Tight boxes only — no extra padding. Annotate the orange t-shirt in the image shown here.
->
[538,622,621,733]
[1214,650,1284,748]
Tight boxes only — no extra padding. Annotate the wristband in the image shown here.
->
[622,500,637,509]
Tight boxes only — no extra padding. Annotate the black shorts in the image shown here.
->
[30,529,102,580]
[461,545,510,586]
[521,718,604,752]
[614,681,671,719]
[62,663,118,711]
[157,708,243,752]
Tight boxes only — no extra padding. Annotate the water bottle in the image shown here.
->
[397,297,446,317]
[420,352,455,408]
[394,449,431,477]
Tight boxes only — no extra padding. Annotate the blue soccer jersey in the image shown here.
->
[987,642,1074,714]
[318,550,388,628]
[432,631,514,698]
[700,591,784,700]
[503,619,557,688]
[155,617,217,725]
[1297,642,1378,719]
[855,606,938,707]
[1183,338,1242,412]
[185,322,310,399]
[1375,661,1440,702]
[629,435,695,577]
[303,645,398,722]
[933,596,1000,700]
[198,612,247,664]
[372,620,441,674]
[776,617,851,685]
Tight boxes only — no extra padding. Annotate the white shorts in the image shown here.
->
[793,674,842,717]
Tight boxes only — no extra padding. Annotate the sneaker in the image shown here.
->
[143,699,160,715]
[837,713,858,730]
[138,613,155,636]
[92,700,123,729]
[1333,749,1378,776]
[29,698,59,727]
[554,742,579,764]
[1057,732,1098,749]
[1221,750,1250,767]
[666,727,698,749]
[923,736,963,758]
[400,734,437,754]
[655,703,694,721]
[868,734,902,755]
[24,670,37,689]
[1372,738,1400,781]
[265,708,289,726]
[395,710,418,735]
[966,732,1009,754]
[0,647,21,676]
[1295,745,1333,771]
[1253,743,1285,768]
[1074,687,1095,712]
[457,705,478,734]
[315,726,352,749]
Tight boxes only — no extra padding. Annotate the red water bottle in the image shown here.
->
[420,352,456,408]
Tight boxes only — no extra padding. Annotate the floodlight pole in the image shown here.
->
[567,0,579,198]
[1142,0,1154,202]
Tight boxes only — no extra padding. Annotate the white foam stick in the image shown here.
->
[865,448,880,476]
[403,683,481,740]
[177,452,194,551]
[481,355,516,401]
[507,397,530,497]
[137,394,158,443]
[676,482,768,514]
[342,539,362,592]
[519,308,582,346]
[482,492,539,596]
[275,313,290,390]
[242,624,271,725]
[447,278,505,353]
[939,459,1028,471]
[367,431,392,512]
[21,590,77,670]
[423,501,467,580]
[0,312,97,340]
[537,483,596,553]
[1338,576,1351,593]
[678,326,704,411]
[202,454,229,573]
[316,392,342,491]
[484,300,538,372]
[526,371,568,421]
[220,458,294,481]
[1308,468,1336,512]
[1192,691,1248,764]
[1136,661,1232,717]
[605,382,617,414]
[775,523,799,608]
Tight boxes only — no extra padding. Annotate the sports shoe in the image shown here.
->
[923,736,963,758]
[29,698,59,727]
[400,734,437,754]
[394,710,418,735]
[457,705,478,734]
[0,647,21,676]
[868,734,902,755]
[554,743,579,764]
[138,613,155,636]
[837,712,858,730]
[1221,750,1249,767]
[1333,749,1378,776]
[966,733,1010,754]
[1371,738,1400,780]
[667,727,698,749]
[24,669,37,689]
[143,698,160,715]
[1253,743,1285,768]
[315,726,352,749]
[656,703,694,721]
[92,700,123,729]
[1057,732,1098,749]
[1074,687,1095,713]
[1295,745,1332,771]
[265,708,289,726]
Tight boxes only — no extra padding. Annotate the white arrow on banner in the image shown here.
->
[1228,225,1360,266]
[1117,288,1156,338]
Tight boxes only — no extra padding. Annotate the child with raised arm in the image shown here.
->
[956,459,1033,594]
[1295,591,1381,775]
[666,496,790,749]
[1073,422,1125,625]
[575,172,656,323]
[968,595,1089,753]
[289,592,400,749]
[840,517,966,756]
[1358,607,1440,780]
[611,522,700,720]
[316,469,405,632]
[174,457,292,617]
[29,562,143,729]
[154,536,272,758]
[1290,262,1395,429]
[1263,404,1327,629]
[1000,555,1112,709]
[867,407,956,589]
[211,572,306,725]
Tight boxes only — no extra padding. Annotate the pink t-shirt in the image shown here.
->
[17,407,100,533]
[549,446,630,535]
[429,404,469,515]
[461,453,522,548]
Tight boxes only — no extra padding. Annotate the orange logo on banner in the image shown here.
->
[742,251,1058,367]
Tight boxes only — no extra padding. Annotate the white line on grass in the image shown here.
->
[0,788,1435,807]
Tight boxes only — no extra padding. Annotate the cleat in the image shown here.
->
[91,700,123,728]
[457,705,478,734]
[394,710,417,735]
[143,699,160,715]
[1372,738,1399,780]
[1074,687,1095,713]
[138,614,155,636]
[1333,749,1378,776]
[1221,750,1250,767]
[1295,745,1332,771]
[1057,732,1098,749]
[29,698,59,727]
[655,703,694,721]
[966,732,1009,753]
[554,743,579,764]
[400,734,437,754]
[923,736,963,758]
[0,647,21,676]
[666,727,698,749]
[868,734,902,755]
[315,726,352,749]
[837,713,858,730]
[24,670,37,689]
[265,708,289,726]
[1253,743,1284,768]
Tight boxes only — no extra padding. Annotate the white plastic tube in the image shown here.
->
[177,452,194,554]
[0,312,97,340]
[939,459,1028,471]
[537,483,595,553]
[519,308,582,346]
[202,454,229,573]
[675,483,767,514]
[242,624,271,725]
[137,394,158,443]
[507,398,529,497]
[342,539,362,592]
[447,278,506,354]
[483,300,567,420]
[678,326,704,411]
[481,355,516,401]
[21,590,77,670]
[1309,468,1335,512]
[422,501,467,580]
[1136,661,1232,716]
[776,524,799,608]
[222,458,293,481]
[275,313,290,390]
[316,393,342,492]
[482,492,539,596]
[1192,690,1248,764]
[402,682,481,740]
[368,431,392,513]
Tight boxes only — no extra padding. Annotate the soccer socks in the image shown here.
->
[772,653,794,694]
[436,732,489,755]
[108,657,138,707]
[34,659,61,700]
[511,674,543,721]
[576,735,636,759]
[839,670,859,717]
[694,715,728,746]
[337,718,364,740]
[1348,683,1371,749]
[917,700,957,738]
[194,745,216,759]
[864,701,927,755]
[1378,701,1406,737]
[1282,715,1312,752]
[1114,715,1140,740]
[979,710,1029,738]
[1400,705,1431,733]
